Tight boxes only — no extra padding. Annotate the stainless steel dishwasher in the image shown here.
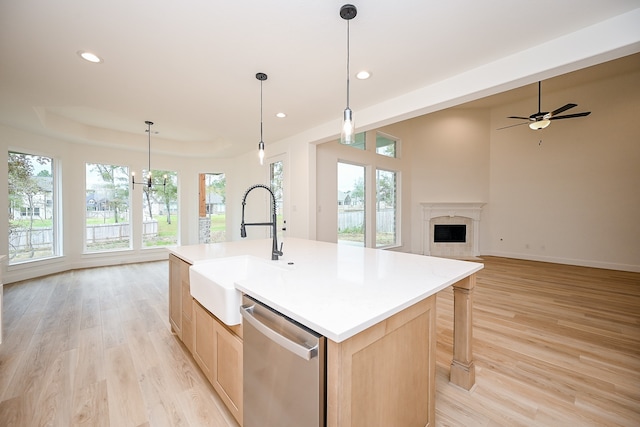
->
[241,294,326,427]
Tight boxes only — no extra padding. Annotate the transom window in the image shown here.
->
[376,132,397,158]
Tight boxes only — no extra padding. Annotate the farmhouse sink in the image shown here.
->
[189,255,287,325]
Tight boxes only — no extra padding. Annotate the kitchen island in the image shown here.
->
[168,238,482,427]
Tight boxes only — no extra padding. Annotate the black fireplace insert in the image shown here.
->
[434,224,466,243]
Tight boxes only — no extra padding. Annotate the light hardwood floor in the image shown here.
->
[0,257,638,426]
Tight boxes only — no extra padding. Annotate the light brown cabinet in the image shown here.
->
[326,296,436,427]
[170,254,243,426]
[169,254,184,337]
[169,254,194,352]
[193,300,243,425]
[169,250,466,427]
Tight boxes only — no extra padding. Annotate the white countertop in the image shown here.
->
[168,238,483,342]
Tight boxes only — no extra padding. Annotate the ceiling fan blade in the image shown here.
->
[545,103,577,118]
[549,112,591,120]
[497,122,529,130]
[507,116,531,120]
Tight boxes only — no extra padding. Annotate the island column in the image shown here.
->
[450,273,476,390]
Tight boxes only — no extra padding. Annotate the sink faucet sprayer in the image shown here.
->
[240,184,283,260]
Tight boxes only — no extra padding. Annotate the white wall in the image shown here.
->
[313,64,640,272]
[228,136,315,245]
[380,110,491,255]
[486,68,640,270]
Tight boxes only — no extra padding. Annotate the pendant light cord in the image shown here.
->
[346,19,350,109]
[147,121,151,176]
[260,79,264,141]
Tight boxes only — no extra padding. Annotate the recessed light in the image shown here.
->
[276,112,287,118]
[77,50,103,63]
[356,70,371,80]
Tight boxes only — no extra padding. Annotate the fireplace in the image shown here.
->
[421,203,484,258]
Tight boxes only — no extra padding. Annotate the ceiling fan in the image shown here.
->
[499,81,591,130]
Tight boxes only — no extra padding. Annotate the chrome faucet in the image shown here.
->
[240,184,283,260]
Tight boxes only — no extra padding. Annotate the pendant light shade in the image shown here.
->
[340,4,357,145]
[341,107,354,144]
[256,72,268,165]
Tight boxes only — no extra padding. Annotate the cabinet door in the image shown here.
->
[169,254,182,337]
[327,296,436,427]
[192,300,215,382]
[181,259,193,352]
[213,320,243,426]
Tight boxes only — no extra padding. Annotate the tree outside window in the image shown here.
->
[8,151,56,263]
[376,133,397,158]
[338,162,365,246]
[142,170,179,247]
[85,163,131,251]
[376,169,397,247]
[198,173,226,243]
[270,160,285,240]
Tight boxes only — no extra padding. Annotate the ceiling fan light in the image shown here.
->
[77,50,103,63]
[529,119,550,130]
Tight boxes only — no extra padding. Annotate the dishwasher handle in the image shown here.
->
[240,304,318,361]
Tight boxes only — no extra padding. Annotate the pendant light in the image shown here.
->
[131,120,166,190]
[340,4,357,145]
[256,72,267,165]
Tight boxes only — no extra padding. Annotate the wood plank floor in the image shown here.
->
[0,262,238,427]
[435,257,640,427]
[1,256,638,426]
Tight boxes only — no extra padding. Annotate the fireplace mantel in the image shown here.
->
[421,202,485,257]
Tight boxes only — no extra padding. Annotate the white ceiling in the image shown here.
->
[1,1,639,157]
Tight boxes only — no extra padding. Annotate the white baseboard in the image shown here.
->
[482,250,640,273]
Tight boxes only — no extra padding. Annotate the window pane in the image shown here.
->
[376,169,397,247]
[338,162,365,246]
[142,170,178,247]
[85,163,131,252]
[376,133,397,158]
[8,151,57,263]
[199,173,226,243]
[270,160,285,240]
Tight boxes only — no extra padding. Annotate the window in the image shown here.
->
[8,151,58,264]
[376,132,397,158]
[337,162,365,246]
[376,169,398,247]
[20,207,41,217]
[200,173,226,243]
[270,160,285,240]
[142,170,178,247]
[85,163,131,252]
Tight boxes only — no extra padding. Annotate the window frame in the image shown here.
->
[7,150,61,265]
[375,167,401,249]
[375,131,400,158]
[141,169,179,248]
[84,162,132,253]
[337,160,367,247]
